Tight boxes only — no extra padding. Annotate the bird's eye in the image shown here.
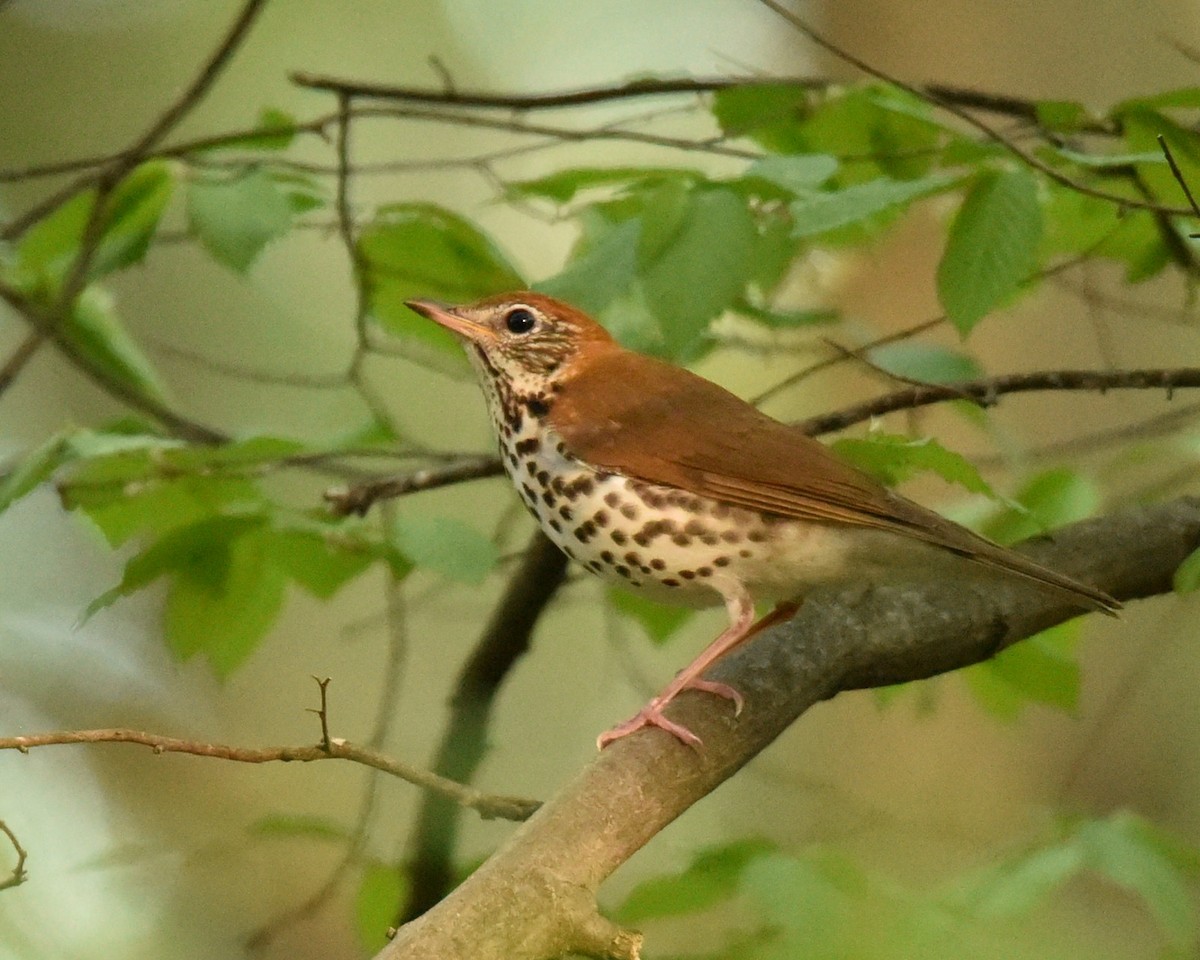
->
[504,307,536,334]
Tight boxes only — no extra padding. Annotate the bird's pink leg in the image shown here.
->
[598,584,764,750]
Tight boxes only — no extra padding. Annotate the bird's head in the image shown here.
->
[405,292,613,396]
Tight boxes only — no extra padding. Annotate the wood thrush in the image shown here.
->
[406,292,1120,749]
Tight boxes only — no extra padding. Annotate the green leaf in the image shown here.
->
[391,513,497,584]
[1173,546,1200,594]
[164,522,288,676]
[964,620,1081,719]
[266,527,375,598]
[732,300,839,329]
[0,430,74,513]
[982,468,1100,545]
[607,587,693,645]
[209,107,298,151]
[615,838,775,924]
[86,514,263,619]
[831,433,996,497]
[537,215,641,316]
[951,839,1085,917]
[187,169,294,272]
[711,83,811,152]
[359,204,524,372]
[866,342,983,384]
[640,187,757,359]
[14,160,174,290]
[1080,813,1198,949]
[1034,100,1092,133]
[1116,86,1200,111]
[355,863,408,952]
[937,168,1043,335]
[789,172,962,238]
[740,154,839,195]
[64,286,170,404]
[507,167,700,203]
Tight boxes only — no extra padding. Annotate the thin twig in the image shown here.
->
[289,71,1112,133]
[325,456,504,516]
[0,332,45,398]
[1,0,269,242]
[798,367,1200,436]
[752,0,1193,218]
[0,728,539,821]
[0,821,28,891]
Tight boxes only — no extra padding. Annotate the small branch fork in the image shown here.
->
[0,821,28,892]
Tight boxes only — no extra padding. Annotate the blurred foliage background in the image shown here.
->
[1,1,1200,958]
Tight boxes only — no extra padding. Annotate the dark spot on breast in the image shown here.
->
[514,438,540,456]
[600,550,615,564]
[536,470,551,487]
[713,502,731,519]
[739,548,752,558]
[619,503,638,521]
[700,533,720,546]
[680,569,696,580]
[671,533,691,547]
[525,461,537,476]
[747,530,766,543]
[614,565,631,578]
[697,566,712,577]
[572,477,594,497]
[526,397,550,417]
[720,530,742,544]
[650,558,666,571]
[548,518,562,533]
[558,505,573,521]
[521,484,537,503]
[713,556,730,567]
[624,551,641,567]
[587,559,604,572]
[541,491,555,506]
[592,510,609,528]
[683,519,706,536]
[574,526,590,543]
[611,530,628,545]
[604,492,621,509]
[662,578,680,587]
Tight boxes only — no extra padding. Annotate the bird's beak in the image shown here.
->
[405,299,493,343]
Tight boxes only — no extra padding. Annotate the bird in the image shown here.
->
[405,292,1120,750]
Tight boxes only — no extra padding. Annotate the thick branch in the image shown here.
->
[0,729,537,822]
[379,497,1200,960]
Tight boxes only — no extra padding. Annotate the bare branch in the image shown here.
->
[0,728,538,822]
[0,821,28,892]
[798,367,1200,436]
[325,455,504,516]
[289,71,1111,133]
[0,332,45,398]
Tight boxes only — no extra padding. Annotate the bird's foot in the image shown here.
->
[684,677,744,716]
[597,706,703,750]
[596,679,745,750]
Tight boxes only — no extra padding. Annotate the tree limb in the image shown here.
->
[0,728,538,822]
[378,497,1200,960]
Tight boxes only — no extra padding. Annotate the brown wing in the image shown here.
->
[551,347,1119,614]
